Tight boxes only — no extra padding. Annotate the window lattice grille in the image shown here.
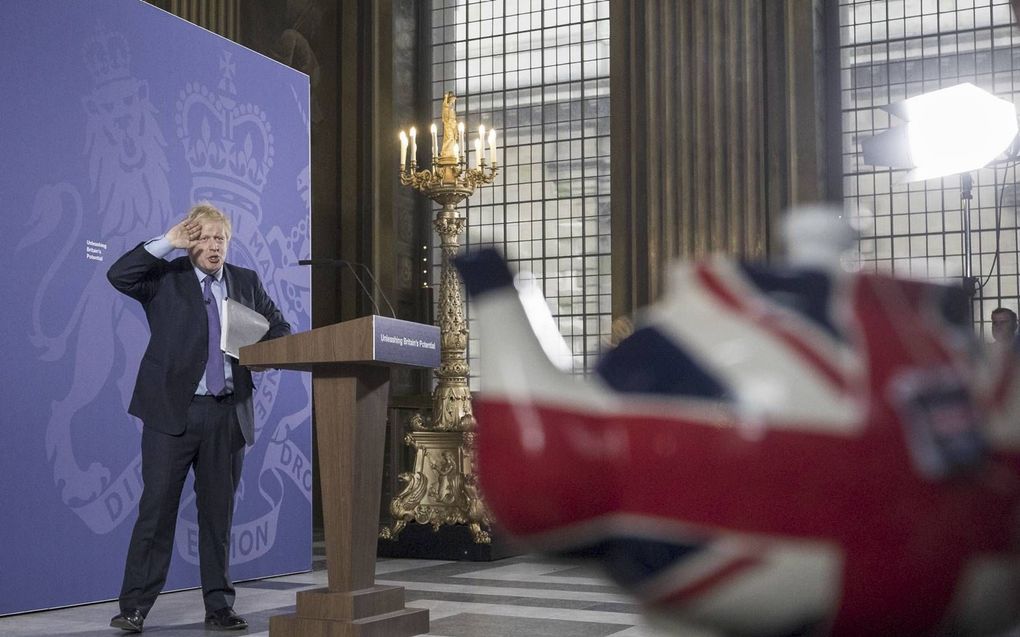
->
[840,0,1020,338]
[431,0,612,388]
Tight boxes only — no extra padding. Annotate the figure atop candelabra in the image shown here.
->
[399,91,498,200]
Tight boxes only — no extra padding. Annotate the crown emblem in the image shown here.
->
[176,51,274,220]
[83,23,131,87]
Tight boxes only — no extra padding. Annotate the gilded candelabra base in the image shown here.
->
[379,425,490,544]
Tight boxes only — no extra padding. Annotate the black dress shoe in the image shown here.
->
[204,607,248,631]
[110,609,144,632]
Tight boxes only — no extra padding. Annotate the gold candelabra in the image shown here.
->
[381,93,498,544]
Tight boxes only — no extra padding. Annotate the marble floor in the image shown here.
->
[0,541,698,637]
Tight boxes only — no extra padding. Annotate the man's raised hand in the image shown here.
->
[166,218,201,249]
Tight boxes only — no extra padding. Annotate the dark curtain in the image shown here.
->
[610,0,839,318]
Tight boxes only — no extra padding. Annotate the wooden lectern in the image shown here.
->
[241,315,437,637]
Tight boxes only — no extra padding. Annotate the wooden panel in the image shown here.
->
[295,586,405,621]
[270,608,429,637]
[313,368,389,591]
[239,316,377,370]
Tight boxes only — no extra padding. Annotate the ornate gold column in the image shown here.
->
[432,208,471,428]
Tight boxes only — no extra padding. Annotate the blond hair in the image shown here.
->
[185,202,232,240]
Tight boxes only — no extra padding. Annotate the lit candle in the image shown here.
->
[399,130,408,171]
[457,122,466,163]
[488,128,497,165]
[474,137,482,168]
[478,125,486,167]
[430,123,438,159]
[409,127,417,165]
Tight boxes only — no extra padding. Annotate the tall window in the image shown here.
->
[839,0,1020,337]
[431,0,612,387]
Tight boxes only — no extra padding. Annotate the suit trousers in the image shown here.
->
[118,395,245,616]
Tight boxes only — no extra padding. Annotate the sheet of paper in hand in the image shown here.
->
[220,297,270,359]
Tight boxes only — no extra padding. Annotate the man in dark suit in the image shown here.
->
[107,203,291,632]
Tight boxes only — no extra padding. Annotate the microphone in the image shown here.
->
[298,258,397,318]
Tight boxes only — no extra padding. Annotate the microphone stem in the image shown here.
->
[338,262,382,317]
[297,259,396,318]
[355,263,397,318]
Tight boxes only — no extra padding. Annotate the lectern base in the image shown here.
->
[269,585,429,637]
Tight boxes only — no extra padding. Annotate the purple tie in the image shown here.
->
[203,275,226,396]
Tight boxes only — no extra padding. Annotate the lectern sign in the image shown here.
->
[374,316,441,368]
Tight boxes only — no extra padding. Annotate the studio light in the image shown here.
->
[861,83,1018,182]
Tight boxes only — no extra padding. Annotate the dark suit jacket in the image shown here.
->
[107,242,291,444]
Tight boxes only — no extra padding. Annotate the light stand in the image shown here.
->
[961,173,979,298]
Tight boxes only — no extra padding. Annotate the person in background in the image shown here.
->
[991,307,1018,350]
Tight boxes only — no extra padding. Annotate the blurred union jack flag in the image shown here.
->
[461,251,1020,636]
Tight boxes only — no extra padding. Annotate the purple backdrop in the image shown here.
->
[0,1,312,615]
